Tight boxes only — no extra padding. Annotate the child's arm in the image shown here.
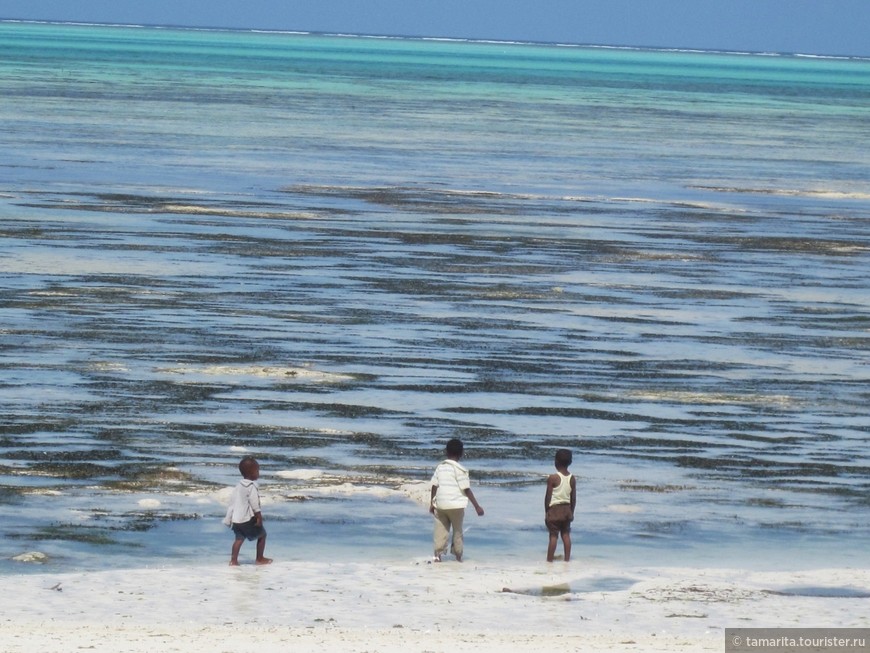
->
[569,475,577,513]
[249,485,263,525]
[544,473,557,511]
[429,484,438,514]
[464,488,484,516]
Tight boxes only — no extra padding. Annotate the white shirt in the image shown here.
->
[548,472,573,507]
[430,459,471,510]
[223,479,261,525]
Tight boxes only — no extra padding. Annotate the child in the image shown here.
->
[544,449,576,562]
[223,456,272,566]
[429,438,484,562]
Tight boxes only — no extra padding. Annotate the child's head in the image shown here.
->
[554,448,572,469]
[445,438,464,459]
[239,456,260,480]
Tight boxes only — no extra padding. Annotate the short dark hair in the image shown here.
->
[555,449,572,467]
[445,438,464,457]
[239,455,258,475]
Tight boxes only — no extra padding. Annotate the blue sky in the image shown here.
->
[1,0,868,57]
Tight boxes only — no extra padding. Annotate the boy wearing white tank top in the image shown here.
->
[544,449,576,562]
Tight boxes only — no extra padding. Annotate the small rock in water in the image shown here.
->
[12,551,49,563]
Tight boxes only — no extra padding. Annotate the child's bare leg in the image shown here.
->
[230,538,243,566]
[547,532,558,562]
[562,532,572,562]
[255,535,272,564]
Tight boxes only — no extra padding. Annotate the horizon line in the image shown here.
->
[2,17,868,61]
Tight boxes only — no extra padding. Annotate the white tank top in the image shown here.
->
[549,472,573,506]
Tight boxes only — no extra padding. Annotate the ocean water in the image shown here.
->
[1,21,869,573]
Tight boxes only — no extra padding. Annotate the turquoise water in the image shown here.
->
[1,21,869,572]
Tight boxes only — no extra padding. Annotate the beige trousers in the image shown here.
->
[433,507,465,559]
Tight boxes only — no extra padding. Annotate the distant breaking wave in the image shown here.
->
[691,185,870,200]
[1,18,867,61]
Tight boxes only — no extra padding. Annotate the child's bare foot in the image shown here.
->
[255,557,273,565]
[229,560,240,566]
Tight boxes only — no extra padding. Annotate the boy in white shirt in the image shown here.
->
[429,438,484,562]
[224,456,272,566]
[544,448,576,562]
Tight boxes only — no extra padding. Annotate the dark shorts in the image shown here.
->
[545,503,574,535]
[232,517,266,542]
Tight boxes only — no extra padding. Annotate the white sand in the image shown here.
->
[2,559,868,652]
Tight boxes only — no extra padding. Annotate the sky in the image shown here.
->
[1,0,868,57]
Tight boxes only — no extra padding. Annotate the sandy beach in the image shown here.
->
[2,21,870,653]
[3,559,868,652]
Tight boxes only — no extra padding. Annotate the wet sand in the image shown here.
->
[2,559,868,652]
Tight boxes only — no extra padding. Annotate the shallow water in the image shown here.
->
[1,22,869,573]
